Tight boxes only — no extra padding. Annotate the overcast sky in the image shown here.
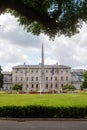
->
[0,13,87,71]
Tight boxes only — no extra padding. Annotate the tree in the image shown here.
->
[81,71,87,90]
[0,0,87,39]
[0,65,3,89]
[62,85,76,90]
[11,84,22,91]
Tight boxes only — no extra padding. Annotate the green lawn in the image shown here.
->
[0,93,87,107]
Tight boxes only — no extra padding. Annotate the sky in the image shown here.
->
[0,13,87,71]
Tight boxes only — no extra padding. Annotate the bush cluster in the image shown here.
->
[62,85,76,90]
[0,106,87,118]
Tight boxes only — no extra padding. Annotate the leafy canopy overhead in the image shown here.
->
[0,0,87,39]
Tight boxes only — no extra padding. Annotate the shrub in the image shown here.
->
[0,106,87,118]
[11,84,22,91]
[62,85,76,91]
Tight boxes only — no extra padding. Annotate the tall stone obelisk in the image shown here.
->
[42,44,44,66]
[41,44,45,92]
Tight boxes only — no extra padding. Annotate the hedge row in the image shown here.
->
[0,106,87,118]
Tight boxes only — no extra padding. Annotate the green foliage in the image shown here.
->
[0,94,87,118]
[11,84,22,91]
[62,85,76,90]
[0,105,87,118]
[81,71,87,90]
[0,0,87,39]
[0,94,87,117]
[0,66,3,88]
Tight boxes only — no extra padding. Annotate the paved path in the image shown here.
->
[0,120,87,130]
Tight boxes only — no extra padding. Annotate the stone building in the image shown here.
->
[2,71,12,91]
[12,64,71,93]
[71,69,85,89]
[3,67,85,92]
[2,44,78,92]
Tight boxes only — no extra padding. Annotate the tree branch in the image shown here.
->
[52,0,62,20]
[0,0,58,30]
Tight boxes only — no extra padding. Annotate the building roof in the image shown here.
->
[2,71,12,75]
[71,69,85,73]
[71,72,83,76]
[12,65,71,69]
[71,69,85,76]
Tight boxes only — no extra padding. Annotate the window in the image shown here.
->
[26,84,28,88]
[36,77,38,81]
[55,77,57,81]
[61,84,63,87]
[10,78,12,81]
[51,84,53,88]
[51,77,52,81]
[36,84,38,88]
[61,77,63,80]
[36,70,38,73]
[31,77,34,81]
[6,87,8,90]
[66,70,68,73]
[20,70,23,73]
[46,84,48,89]
[20,77,23,81]
[26,77,28,81]
[15,69,19,73]
[15,77,17,81]
[4,78,7,82]
[46,77,48,80]
[55,84,57,88]
[32,84,34,88]
[66,76,68,80]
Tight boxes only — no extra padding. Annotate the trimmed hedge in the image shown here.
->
[0,106,87,118]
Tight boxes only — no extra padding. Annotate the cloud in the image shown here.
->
[0,13,87,71]
[0,40,29,63]
[0,13,42,48]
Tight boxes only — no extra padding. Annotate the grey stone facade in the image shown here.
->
[2,66,85,92]
[12,64,71,93]
[2,64,71,92]
[2,71,12,91]
[71,69,85,89]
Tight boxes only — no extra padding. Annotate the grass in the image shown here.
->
[0,93,87,107]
